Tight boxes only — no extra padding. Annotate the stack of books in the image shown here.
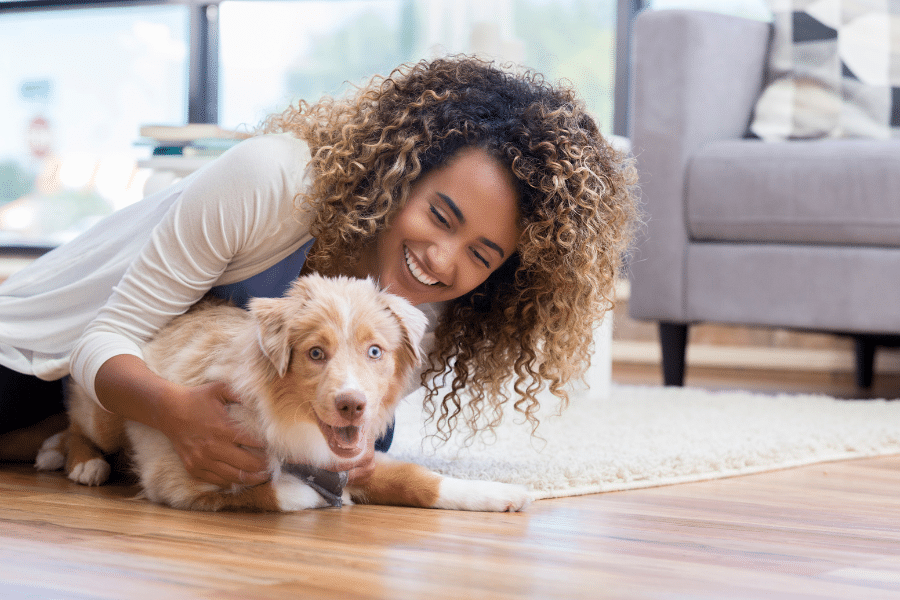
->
[137,124,247,158]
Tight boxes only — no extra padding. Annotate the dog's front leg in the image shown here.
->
[186,471,334,512]
[349,453,532,512]
[269,470,336,511]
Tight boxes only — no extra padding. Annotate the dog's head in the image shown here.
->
[247,274,428,464]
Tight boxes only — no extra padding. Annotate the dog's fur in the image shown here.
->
[36,275,531,512]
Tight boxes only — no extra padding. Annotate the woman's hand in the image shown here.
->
[159,381,271,488]
[94,355,270,488]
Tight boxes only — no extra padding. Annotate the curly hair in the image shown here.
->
[263,55,639,442]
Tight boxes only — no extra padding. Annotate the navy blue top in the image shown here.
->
[209,239,314,309]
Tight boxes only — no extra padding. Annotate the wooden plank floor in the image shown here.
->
[2,365,899,599]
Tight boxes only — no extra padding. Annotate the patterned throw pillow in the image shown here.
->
[750,0,900,140]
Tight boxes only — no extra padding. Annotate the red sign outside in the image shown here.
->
[28,116,52,159]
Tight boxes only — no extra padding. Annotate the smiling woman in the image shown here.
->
[270,56,640,442]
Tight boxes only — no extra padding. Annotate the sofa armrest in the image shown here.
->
[628,9,771,322]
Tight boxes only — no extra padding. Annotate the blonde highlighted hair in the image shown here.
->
[263,56,639,441]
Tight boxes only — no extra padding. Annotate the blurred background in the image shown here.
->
[0,0,769,249]
[0,0,621,247]
[19,0,884,396]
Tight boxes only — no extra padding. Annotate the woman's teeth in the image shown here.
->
[405,247,439,286]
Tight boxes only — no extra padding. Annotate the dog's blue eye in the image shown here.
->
[367,345,383,360]
[309,347,325,361]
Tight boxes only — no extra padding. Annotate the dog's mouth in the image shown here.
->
[315,416,366,458]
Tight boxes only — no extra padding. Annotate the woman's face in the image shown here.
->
[358,147,522,306]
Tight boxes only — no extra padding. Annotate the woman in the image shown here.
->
[0,56,638,487]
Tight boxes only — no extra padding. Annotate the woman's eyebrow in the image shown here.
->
[437,193,465,223]
[480,237,505,259]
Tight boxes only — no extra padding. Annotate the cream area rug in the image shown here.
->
[387,385,900,500]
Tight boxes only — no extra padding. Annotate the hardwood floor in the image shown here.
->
[2,363,899,599]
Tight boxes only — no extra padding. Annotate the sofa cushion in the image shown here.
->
[749,0,900,141]
[686,139,900,247]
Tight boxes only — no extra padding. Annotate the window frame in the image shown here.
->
[1,0,219,124]
[0,0,202,253]
[3,0,641,130]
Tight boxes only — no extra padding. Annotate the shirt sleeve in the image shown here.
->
[68,134,312,405]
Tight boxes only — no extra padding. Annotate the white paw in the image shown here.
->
[34,432,66,471]
[68,458,111,486]
[273,475,332,511]
[35,448,65,472]
[434,478,533,512]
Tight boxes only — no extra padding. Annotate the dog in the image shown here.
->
[36,275,531,513]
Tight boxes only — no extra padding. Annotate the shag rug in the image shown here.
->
[387,385,900,500]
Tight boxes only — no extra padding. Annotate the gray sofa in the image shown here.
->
[627,9,900,387]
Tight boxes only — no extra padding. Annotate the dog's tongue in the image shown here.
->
[335,425,359,446]
[326,424,364,458]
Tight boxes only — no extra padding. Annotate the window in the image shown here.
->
[219,0,617,134]
[0,0,617,247]
[0,3,189,247]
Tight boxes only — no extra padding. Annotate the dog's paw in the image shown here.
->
[433,478,533,512]
[68,458,111,486]
[34,432,66,471]
[273,475,333,511]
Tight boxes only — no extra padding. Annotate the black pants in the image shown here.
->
[0,365,65,435]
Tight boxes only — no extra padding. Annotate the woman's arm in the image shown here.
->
[75,135,375,485]
[94,355,271,487]
[70,135,312,486]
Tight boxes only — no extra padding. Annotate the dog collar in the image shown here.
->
[282,463,348,507]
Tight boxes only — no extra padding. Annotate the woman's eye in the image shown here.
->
[430,205,450,227]
[367,345,383,360]
[472,248,490,268]
[308,347,326,361]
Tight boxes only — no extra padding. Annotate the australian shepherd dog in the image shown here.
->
[37,275,531,513]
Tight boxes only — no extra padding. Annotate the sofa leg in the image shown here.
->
[659,322,689,387]
[853,335,876,389]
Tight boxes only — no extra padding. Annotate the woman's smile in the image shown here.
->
[404,246,441,287]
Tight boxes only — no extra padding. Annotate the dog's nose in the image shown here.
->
[335,391,366,424]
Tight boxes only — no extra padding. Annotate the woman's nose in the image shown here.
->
[426,242,455,275]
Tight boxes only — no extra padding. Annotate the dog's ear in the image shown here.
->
[248,297,293,377]
[382,294,429,367]
[248,276,318,376]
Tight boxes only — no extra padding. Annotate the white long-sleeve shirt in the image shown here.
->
[0,133,315,404]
